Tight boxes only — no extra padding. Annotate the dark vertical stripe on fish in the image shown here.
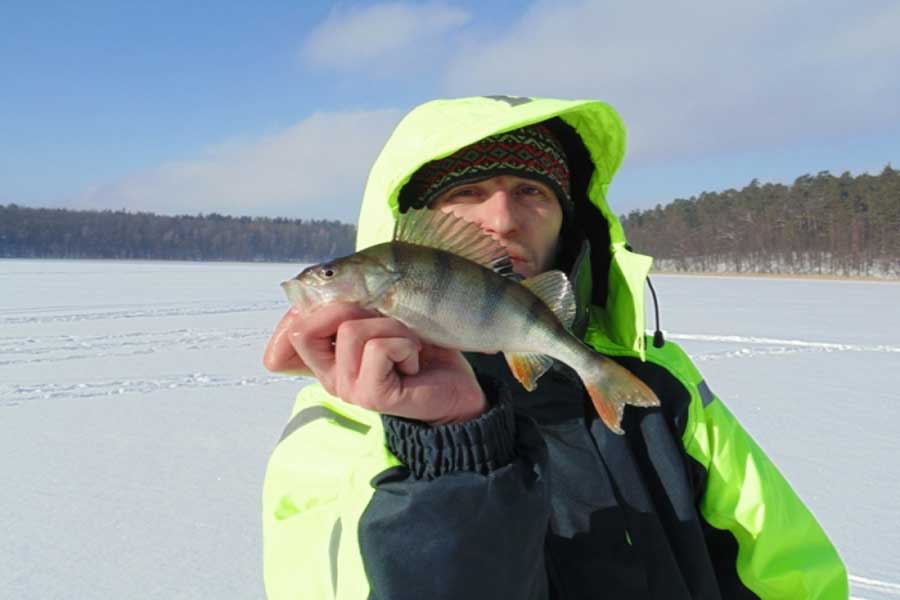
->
[522,296,547,338]
[428,249,453,315]
[478,266,506,329]
[390,242,402,272]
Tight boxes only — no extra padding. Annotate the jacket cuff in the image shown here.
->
[382,374,516,480]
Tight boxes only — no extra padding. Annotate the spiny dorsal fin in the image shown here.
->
[393,208,515,277]
[521,270,577,329]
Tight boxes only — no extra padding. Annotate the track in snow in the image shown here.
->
[851,573,900,599]
[670,333,900,361]
[0,300,283,325]
[4,328,898,404]
[0,327,271,366]
[1,372,308,405]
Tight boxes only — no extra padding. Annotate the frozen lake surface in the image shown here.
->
[1,260,898,599]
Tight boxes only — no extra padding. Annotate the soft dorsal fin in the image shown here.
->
[394,208,515,277]
[521,270,577,329]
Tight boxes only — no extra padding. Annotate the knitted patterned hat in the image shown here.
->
[403,123,573,216]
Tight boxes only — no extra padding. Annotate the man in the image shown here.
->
[261,96,847,599]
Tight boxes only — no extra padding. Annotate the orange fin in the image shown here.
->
[581,356,660,435]
[504,352,554,391]
[586,384,625,435]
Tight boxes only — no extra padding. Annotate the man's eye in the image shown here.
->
[518,185,546,197]
[444,188,478,202]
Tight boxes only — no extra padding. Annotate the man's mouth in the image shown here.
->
[492,237,528,269]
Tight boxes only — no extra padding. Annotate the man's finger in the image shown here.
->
[288,302,377,379]
[354,337,422,411]
[262,309,313,374]
[334,318,421,388]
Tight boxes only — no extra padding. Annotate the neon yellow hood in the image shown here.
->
[354,96,653,358]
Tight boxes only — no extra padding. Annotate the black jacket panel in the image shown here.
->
[359,353,758,599]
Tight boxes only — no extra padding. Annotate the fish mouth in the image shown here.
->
[281,279,312,309]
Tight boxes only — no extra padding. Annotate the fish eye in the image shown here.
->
[321,268,334,278]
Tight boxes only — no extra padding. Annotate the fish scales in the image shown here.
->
[363,242,560,354]
[281,208,661,434]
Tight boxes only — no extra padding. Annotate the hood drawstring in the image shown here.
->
[646,276,665,348]
[625,244,665,348]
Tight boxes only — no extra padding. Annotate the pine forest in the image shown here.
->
[2,166,898,277]
[621,166,900,278]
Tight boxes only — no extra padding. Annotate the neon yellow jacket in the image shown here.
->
[262,96,848,599]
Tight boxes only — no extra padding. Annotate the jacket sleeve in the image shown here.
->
[674,352,849,598]
[357,373,552,600]
[262,383,380,600]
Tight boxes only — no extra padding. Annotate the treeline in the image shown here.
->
[4,165,899,275]
[0,205,356,262]
[621,165,900,277]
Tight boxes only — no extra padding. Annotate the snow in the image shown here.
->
[648,274,900,599]
[652,255,900,279]
[1,260,898,598]
[1,259,302,599]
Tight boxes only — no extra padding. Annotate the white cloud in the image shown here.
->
[440,0,900,164]
[301,2,471,71]
[76,109,405,222]
[70,1,900,222]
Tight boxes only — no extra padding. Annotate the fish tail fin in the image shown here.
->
[580,356,660,435]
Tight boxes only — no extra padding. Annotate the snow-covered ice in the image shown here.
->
[1,260,898,598]
[648,274,900,600]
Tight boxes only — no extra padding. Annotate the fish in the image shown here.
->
[282,208,660,434]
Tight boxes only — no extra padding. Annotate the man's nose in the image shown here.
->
[479,189,517,236]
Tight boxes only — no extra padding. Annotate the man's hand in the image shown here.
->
[263,303,487,425]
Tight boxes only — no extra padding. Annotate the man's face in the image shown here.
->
[431,175,563,278]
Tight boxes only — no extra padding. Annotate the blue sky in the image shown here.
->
[2,0,899,223]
